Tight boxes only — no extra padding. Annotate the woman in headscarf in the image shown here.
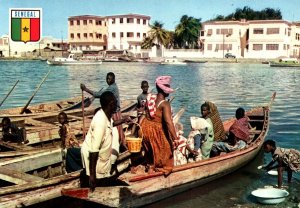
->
[140,76,178,176]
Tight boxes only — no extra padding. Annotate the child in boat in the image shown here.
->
[173,122,198,165]
[189,116,213,161]
[58,112,80,149]
[263,139,300,188]
[137,80,149,118]
[1,117,28,144]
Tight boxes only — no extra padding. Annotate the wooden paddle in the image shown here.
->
[81,89,86,139]
[0,80,19,108]
[20,70,51,114]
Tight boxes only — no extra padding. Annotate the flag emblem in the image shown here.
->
[10,9,42,43]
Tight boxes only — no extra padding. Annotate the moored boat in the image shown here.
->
[0,96,93,118]
[61,93,276,207]
[160,57,187,65]
[47,54,102,65]
[270,58,300,67]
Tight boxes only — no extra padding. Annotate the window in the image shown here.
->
[266,44,279,50]
[283,44,286,50]
[120,18,123,23]
[143,19,146,25]
[84,33,87,38]
[253,44,263,50]
[77,20,80,25]
[70,20,74,26]
[216,29,220,34]
[207,44,212,50]
[99,34,102,39]
[137,32,140,38]
[120,32,124,38]
[267,28,279,34]
[127,32,134,38]
[112,18,115,24]
[86,45,90,50]
[253,28,263,34]
[207,29,212,36]
[112,32,116,38]
[143,33,146,38]
[137,19,140,24]
[83,20,87,25]
[77,33,80,38]
[89,20,93,24]
[70,33,74,39]
[127,18,134,23]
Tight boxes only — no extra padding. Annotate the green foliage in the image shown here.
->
[211,6,282,21]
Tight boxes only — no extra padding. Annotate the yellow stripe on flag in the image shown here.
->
[21,18,30,43]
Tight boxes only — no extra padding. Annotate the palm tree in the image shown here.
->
[175,15,202,49]
[146,21,171,48]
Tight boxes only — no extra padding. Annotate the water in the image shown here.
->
[0,60,299,207]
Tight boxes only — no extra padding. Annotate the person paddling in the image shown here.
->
[80,72,126,150]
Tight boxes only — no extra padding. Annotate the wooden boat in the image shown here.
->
[0,99,137,155]
[60,93,276,207]
[47,54,102,65]
[0,96,93,118]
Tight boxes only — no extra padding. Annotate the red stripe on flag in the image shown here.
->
[30,18,40,41]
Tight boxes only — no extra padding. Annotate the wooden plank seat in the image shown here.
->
[0,166,43,185]
[249,129,262,135]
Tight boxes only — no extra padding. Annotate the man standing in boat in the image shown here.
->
[80,72,126,149]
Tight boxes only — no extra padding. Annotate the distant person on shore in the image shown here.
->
[58,112,80,149]
[80,72,126,150]
[140,76,179,176]
[1,117,28,144]
[263,139,300,188]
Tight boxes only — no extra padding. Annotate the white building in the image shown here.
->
[68,14,150,55]
[201,19,300,59]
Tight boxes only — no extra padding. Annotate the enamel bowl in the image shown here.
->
[251,188,289,204]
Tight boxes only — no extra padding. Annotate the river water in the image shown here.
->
[0,60,299,207]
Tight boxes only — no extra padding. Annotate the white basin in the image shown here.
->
[251,188,289,204]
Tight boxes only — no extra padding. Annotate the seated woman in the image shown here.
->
[211,107,249,156]
[190,116,214,160]
[1,117,28,144]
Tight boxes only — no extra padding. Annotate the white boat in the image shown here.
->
[160,57,187,65]
[47,54,102,65]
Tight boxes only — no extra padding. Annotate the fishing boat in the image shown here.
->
[60,93,276,207]
[160,57,187,65]
[0,96,93,118]
[269,58,300,67]
[47,54,102,65]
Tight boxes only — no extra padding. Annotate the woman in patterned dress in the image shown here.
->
[263,139,300,188]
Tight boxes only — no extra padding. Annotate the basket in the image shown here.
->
[125,123,143,153]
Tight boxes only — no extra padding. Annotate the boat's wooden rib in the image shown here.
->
[0,167,43,185]
[61,93,275,208]
[0,96,93,118]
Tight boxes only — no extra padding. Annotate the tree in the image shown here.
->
[147,21,171,48]
[210,6,282,21]
[174,15,202,49]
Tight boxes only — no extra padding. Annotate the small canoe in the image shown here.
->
[61,93,276,207]
[0,96,93,118]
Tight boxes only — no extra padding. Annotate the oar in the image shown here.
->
[20,70,51,114]
[267,92,276,109]
[81,89,86,139]
[0,80,19,107]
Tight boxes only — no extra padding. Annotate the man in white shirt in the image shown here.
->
[81,91,129,191]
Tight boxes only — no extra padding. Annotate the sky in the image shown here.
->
[1,0,300,39]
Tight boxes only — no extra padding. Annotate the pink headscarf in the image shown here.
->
[155,76,175,94]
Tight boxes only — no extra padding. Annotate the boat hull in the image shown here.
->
[47,60,102,65]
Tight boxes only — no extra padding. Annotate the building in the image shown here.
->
[67,14,150,55]
[68,15,108,53]
[201,19,300,59]
[0,35,9,57]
